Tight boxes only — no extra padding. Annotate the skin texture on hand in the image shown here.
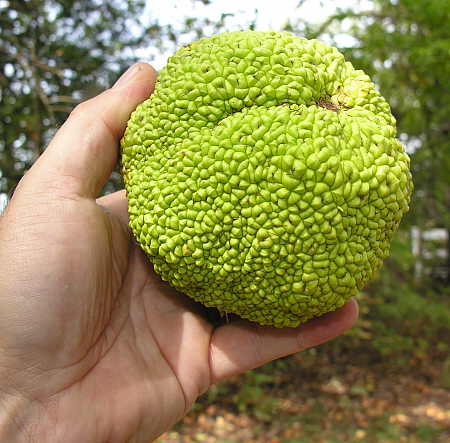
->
[0,63,358,443]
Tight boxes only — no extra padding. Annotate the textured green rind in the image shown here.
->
[121,30,413,327]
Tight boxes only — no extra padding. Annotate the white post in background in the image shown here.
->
[411,226,422,280]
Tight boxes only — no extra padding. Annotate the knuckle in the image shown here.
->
[69,100,91,119]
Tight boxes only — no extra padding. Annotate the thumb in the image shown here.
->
[21,62,157,199]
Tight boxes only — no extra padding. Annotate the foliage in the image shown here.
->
[366,280,450,363]
[0,0,145,193]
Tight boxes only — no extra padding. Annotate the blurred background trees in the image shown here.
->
[1,0,144,193]
[1,0,449,440]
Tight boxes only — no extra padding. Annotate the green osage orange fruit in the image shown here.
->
[121,30,413,327]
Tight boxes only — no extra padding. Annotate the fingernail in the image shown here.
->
[113,64,142,89]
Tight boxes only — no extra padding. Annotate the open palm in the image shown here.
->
[0,63,357,442]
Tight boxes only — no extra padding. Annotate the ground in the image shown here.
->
[157,341,450,442]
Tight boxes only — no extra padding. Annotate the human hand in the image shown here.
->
[0,63,358,442]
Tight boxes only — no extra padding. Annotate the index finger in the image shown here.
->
[209,299,359,382]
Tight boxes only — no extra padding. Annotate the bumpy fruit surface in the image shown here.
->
[121,30,412,327]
